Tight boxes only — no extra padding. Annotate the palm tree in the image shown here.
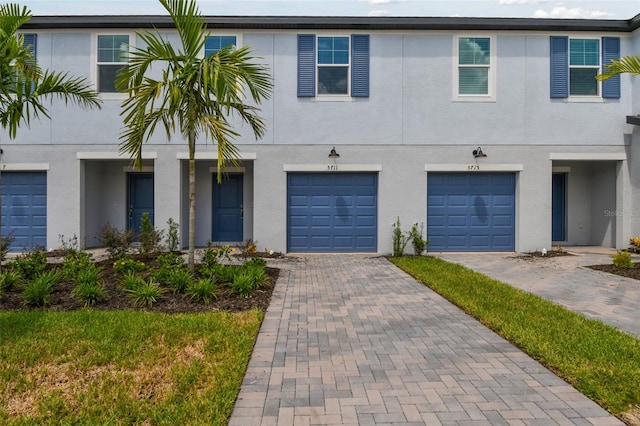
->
[596,54,640,81]
[0,3,101,259]
[116,0,272,270]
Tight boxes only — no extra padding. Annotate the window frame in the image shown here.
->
[453,34,496,102]
[316,34,351,98]
[568,37,601,98]
[92,32,133,98]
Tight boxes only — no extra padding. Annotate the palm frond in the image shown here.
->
[596,54,640,81]
[159,0,206,57]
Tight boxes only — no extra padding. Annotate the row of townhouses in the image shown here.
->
[2,13,640,253]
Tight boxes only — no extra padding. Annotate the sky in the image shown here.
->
[18,0,640,20]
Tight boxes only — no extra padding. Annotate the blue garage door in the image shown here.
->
[428,172,515,251]
[288,173,377,252]
[1,172,47,251]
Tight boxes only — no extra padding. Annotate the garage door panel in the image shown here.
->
[1,172,47,251]
[288,173,377,252]
[428,172,514,251]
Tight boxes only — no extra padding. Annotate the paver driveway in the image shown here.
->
[230,254,621,425]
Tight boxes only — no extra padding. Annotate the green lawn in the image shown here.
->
[0,309,263,425]
[390,256,640,416]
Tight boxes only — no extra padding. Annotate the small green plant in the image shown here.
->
[0,270,22,292]
[165,218,180,252]
[245,265,268,288]
[212,264,241,284]
[243,257,267,268]
[126,279,166,308]
[60,251,94,281]
[243,238,257,255]
[72,280,106,307]
[409,223,429,256]
[612,251,633,269]
[232,272,256,297]
[201,243,235,268]
[97,222,134,260]
[57,233,79,254]
[113,256,147,275]
[74,264,103,286]
[22,270,61,307]
[139,212,164,255]
[392,217,410,257]
[10,249,48,280]
[186,278,218,305]
[121,271,146,291]
[166,268,193,293]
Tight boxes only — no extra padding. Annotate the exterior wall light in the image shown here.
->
[473,147,487,158]
[328,147,340,159]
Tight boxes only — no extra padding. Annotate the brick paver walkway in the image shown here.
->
[230,255,621,425]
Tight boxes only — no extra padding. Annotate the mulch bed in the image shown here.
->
[587,263,640,281]
[0,255,278,314]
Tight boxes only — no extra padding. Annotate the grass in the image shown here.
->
[390,256,640,416]
[0,309,263,425]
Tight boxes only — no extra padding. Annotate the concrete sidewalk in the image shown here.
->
[230,254,621,425]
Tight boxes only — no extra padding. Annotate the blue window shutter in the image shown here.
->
[602,37,620,99]
[298,34,315,97]
[23,33,37,58]
[550,36,568,98]
[351,34,370,97]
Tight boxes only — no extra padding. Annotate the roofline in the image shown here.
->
[22,15,640,32]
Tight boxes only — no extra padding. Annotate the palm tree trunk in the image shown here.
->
[188,138,196,271]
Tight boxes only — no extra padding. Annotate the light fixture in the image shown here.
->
[328,147,340,159]
[472,147,487,158]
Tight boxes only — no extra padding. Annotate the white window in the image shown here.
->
[96,34,130,93]
[569,38,600,96]
[317,36,350,95]
[454,35,496,101]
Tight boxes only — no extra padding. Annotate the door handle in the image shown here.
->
[240,204,244,219]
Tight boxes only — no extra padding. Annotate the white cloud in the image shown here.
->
[368,9,390,16]
[498,0,542,4]
[533,6,615,19]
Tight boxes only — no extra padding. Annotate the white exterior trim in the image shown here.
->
[424,163,523,172]
[77,151,158,159]
[549,153,626,161]
[176,152,257,160]
[283,164,383,172]
[552,166,571,173]
[1,163,50,171]
[123,166,154,172]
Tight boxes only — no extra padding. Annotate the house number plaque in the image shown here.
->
[327,164,338,171]
[467,164,480,171]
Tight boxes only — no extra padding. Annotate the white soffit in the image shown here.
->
[549,153,626,161]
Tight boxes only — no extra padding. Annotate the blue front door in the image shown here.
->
[552,173,566,242]
[212,174,243,242]
[127,173,154,234]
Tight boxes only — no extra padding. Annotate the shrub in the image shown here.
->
[139,212,164,255]
[60,251,94,281]
[10,249,48,280]
[113,257,146,275]
[232,272,255,297]
[23,270,61,307]
[612,251,633,269]
[97,222,134,260]
[392,217,409,257]
[201,243,234,268]
[72,280,106,307]
[121,271,146,292]
[57,234,79,255]
[0,232,15,265]
[243,239,257,255]
[166,268,193,293]
[186,278,217,305]
[126,279,165,308]
[0,271,22,292]
[165,218,180,252]
[74,264,103,286]
[409,223,429,256]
